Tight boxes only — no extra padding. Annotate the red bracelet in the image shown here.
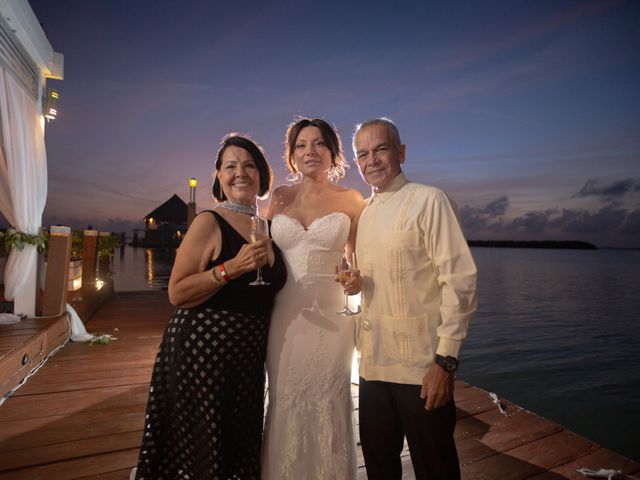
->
[219,262,231,282]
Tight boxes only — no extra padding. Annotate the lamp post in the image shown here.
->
[188,177,197,226]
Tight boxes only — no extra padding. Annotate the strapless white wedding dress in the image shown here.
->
[262,212,357,480]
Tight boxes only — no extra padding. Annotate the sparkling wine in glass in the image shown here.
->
[337,252,359,316]
[249,216,270,286]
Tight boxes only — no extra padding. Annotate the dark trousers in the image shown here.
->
[359,377,460,480]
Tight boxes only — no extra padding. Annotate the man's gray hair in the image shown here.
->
[352,117,402,153]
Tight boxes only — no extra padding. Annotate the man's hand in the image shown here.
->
[420,363,454,410]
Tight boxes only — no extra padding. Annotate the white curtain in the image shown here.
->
[0,65,48,310]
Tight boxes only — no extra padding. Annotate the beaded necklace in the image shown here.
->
[215,201,257,216]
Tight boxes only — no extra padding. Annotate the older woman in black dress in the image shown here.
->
[134,134,286,480]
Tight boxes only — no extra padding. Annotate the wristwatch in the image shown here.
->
[435,354,459,373]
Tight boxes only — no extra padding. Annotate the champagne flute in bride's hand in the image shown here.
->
[337,252,359,316]
[249,215,270,286]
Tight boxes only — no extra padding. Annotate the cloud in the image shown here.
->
[503,210,554,234]
[574,178,640,201]
[460,194,638,243]
[548,205,627,233]
[483,196,509,216]
[459,196,509,232]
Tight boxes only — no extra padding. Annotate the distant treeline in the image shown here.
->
[468,240,597,250]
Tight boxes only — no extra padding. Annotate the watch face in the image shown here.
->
[444,357,457,371]
[437,355,458,372]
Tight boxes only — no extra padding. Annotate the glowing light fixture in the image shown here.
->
[189,177,197,204]
[44,89,59,121]
[96,279,105,290]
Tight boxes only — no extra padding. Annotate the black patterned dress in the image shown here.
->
[135,211,286,480]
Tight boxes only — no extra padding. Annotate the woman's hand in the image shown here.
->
[225,238,271,278]
[336,268,361,295]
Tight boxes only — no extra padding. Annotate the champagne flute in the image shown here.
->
[337,252,359,316]
[249,215,270,286]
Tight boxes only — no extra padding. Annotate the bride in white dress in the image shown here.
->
[262,118,364,479]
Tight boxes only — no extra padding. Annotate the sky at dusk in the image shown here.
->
[23,0,640,247]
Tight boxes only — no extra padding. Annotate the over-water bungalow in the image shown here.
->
[142,194,188,248]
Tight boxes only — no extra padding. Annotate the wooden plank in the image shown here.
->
[527,448,640,480]
[455,412,496,440]
[505,430,599,471]
[12,359,155,380]
[457,435,502,465]
[0,325,41,334]
[460,451,553,480]
[0,408,145,452]
[9,367,153,387]
[0,335,34,348]
[0,384,149,421]
[472,408,564,452]
[75,469,132,480]
[0,448,139,480]
[13,374,152,396]
[0,431,142,472]
[0,317,60,332]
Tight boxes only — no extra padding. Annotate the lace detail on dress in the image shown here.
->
[274,330,353,479]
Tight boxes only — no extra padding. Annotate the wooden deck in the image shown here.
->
[0,291,638,479]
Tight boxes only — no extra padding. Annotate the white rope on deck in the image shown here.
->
[576,468,633,479]
[489,392,508,415]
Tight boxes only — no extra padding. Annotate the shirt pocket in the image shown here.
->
[378,230,422,274]
[377,230,422,317]
[380,313,435,370]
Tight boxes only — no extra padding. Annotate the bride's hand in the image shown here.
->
[337,268,361,295]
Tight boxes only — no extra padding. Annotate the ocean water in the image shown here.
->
[110,246,175,291]
[461,247,640,462]
[109,246,640,461]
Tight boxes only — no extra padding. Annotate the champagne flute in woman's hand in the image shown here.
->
[249,216,270,286]
[337,252,359,316]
